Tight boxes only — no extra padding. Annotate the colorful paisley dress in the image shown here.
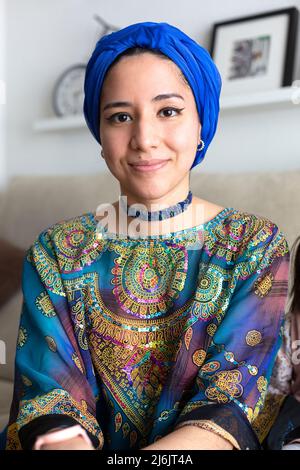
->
[0,208,290,450]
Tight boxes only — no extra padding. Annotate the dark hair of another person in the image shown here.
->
[291,237,300,313]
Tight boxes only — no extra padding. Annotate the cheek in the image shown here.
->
[167,118,199,151]
[101,129,126,161]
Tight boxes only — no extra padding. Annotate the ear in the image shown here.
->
[198,121,202,143]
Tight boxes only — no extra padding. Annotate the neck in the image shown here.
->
[120,187,190,212]
[109,195,206,238]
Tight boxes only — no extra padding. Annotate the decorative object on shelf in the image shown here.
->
[210,7,299,96]
[52,64,87,117]
[52,15,119,117]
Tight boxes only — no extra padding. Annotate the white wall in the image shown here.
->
[4,0,300,185]
[0,0,6,190]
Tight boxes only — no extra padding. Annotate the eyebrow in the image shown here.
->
[102,93,184,111]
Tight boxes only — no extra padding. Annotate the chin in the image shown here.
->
[136,185,171,201]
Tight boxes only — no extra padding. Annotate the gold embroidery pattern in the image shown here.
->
[200,361,220,373]
[45,335,57,352]
[72,352,85,374]
[89,326,177,436]
[252,393,286,442]
[50,214,105,273]
[21,375,32,387]
[175,419,240,450]
[246,407,254,421]
[205,370,243,403]
[110,241,188,318]
[252,375,269,424]
[246,330,262,347]
[184,327,193,350]
[204,212,270,263]
[248,366,258,376]
[122,422,130,438]
[257,376,267,393]
[131,353,167,400]
[71,300,89,350]
[177,400,209,416]
[209,337,259,377]
[35,292,56,317]
[192,264,230,322]
[15,388,103,449]
[259,230,289,271]
[115,412,122,432]
[5,423,22,450]
[81,269,189,436]
[82,271,191,332]
[17,327,28,349]
[192,349,206,367]
[206,323,217,337]
[254,273,273,298]
[30,239,66,297]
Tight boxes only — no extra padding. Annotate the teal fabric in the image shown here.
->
[0,209,290,449]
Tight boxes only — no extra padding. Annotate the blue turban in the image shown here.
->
[83,21,222,169]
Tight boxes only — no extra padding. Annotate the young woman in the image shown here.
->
[264,237,300,450]
[290,237,300,404]
[0,22,290,450]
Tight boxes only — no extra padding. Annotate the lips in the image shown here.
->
[129,159,170,172]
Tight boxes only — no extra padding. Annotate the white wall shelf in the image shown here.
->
[220,86,299,110]
[33,114,86,132]
[33,86,300,132]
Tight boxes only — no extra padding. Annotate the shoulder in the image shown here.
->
[205,207,289,264]
[29,212,102,274]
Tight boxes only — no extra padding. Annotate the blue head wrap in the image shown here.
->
[84,21,222,169]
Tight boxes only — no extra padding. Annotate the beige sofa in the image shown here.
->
[0,170,299,432]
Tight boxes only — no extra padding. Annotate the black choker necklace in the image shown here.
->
[119,191,193,221]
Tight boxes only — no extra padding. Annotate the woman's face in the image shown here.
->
[99,52,201,204]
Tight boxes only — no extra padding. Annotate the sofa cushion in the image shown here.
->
[0,239,25,308]
[190,170,300,248]
[0,171,299,249]
[0,173,119,249]
[0,290,23,382]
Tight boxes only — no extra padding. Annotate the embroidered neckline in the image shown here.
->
[90,207,236,242]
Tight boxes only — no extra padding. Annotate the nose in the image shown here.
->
[130,115,160,152]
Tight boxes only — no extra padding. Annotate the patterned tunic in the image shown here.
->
[0,208,290,450]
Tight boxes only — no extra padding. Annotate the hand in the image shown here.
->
[40,435,95,450]
[282,439,300,451]
[142,425,233,450]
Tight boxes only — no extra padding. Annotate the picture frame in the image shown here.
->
[210,8,299,96]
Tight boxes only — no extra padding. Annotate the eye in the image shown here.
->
[106,113,132,123]
[105,107,184,124]
[159,107,184,117]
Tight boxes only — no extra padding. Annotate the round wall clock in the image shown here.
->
[52,64,86,117]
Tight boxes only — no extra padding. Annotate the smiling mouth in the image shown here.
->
[129,160,170,172]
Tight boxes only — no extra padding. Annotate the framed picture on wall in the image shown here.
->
[210,8,299,96]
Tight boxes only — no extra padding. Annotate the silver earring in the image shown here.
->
[101,150,104,158]
[197,140,205,152]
